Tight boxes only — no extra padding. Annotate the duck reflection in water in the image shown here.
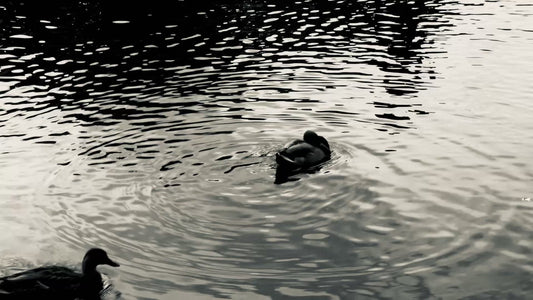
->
[275,130,331,184]
[0,248,119,300]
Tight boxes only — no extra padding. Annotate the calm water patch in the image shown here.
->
[1,0,532,299]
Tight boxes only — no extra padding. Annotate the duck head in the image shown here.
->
[82,248,119,274]
[303,130,319,144]
[303,130,330,154]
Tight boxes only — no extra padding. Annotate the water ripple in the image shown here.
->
[1,0,533,299]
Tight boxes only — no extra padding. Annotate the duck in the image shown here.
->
[0,248,119,300]
[275,130,331,175]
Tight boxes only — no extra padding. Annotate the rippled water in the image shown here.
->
[1,0,532,299]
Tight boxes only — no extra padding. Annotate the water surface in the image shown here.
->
[1,0,532,299]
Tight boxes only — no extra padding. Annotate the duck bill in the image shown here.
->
[105,257,120,267]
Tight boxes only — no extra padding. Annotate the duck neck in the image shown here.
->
[81,257,98,276]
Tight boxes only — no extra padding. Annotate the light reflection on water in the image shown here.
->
[1,0,532,299]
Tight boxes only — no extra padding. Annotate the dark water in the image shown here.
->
[1,0,532,299]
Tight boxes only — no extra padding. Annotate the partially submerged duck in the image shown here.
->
[275,130,331,182]
[0,248,119,300]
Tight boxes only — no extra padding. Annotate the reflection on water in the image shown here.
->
[1,0,533,299]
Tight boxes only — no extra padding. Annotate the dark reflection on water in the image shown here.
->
[0,0,455,180]
[0,0,457,165]
[2,0,533,299]
[1,0,450,116]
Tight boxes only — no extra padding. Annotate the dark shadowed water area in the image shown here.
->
[1,0,532,299]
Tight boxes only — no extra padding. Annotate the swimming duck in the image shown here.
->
[0,248,119,300]
[276,130,331,174]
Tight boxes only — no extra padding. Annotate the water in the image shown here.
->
[1,0,532,299]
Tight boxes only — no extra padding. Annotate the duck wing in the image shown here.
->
[282,139,304,150]
[277,142,323,168]
[283,143,317,160]
[0,266,81,297]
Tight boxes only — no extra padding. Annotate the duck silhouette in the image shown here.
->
[275,130,331,183]
[0,248,119,300]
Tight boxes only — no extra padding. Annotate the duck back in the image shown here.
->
[0,266,109,300]
[275,131,331,174]
[0,266,84,299]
